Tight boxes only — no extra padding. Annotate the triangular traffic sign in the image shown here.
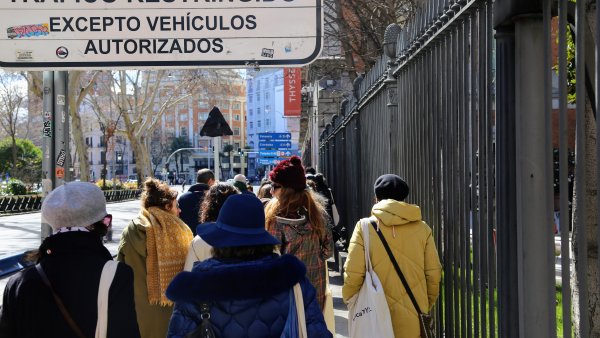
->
[199,106,233,137]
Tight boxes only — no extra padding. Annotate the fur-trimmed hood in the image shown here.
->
[166,254,306,303]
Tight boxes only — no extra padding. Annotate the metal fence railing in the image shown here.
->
[0,190,141,215]
[320,0,600,336]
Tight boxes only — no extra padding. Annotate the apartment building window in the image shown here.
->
[257,120,262,128]
[249,94,253,103]
[266,119,270,127]
[100,151,106,164]
[265,78,269,89]
[249,122,253,129]
[180,113,188,121]
[234,114,240,121]
[199,112,209,120]
[234,142,240,149]
[99,136,106,147]
[257,93,261,102]
[178,103,185,110]
[257,108,261,115]
[233,102,241,109]
[256,80,260,90]
[234,128,240,136]
[249,108,253,116]
[180,127,188,137]
[166,114,174,122]
[198,101,209,109]
[222,101,230,109]
[265,92,270,100]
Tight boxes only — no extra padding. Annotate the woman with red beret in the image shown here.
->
[265,156,333,311]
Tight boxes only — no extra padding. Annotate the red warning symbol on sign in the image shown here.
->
[56,168,64,179]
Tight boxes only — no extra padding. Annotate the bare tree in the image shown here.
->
[323,0,415,79]
[0,71,26,171]
[91,70,226,180]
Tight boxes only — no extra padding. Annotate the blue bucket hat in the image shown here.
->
[196,194,280,248]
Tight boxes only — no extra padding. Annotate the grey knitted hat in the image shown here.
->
[41,182,108,231]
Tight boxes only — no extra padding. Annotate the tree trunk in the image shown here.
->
[571,99,600,337]
[68,72,91,182]
[129,135,153,180]
[10,134,17,171]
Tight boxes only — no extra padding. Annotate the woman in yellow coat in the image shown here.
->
[342,174,442,338]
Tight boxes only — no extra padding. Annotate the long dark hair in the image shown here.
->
[199,183,240,223]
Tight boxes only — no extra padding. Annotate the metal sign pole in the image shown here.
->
[214,137,221,181]
[41,71,55,239]
[54,71,69,185]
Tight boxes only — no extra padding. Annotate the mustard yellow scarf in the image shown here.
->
[139,206,193,306]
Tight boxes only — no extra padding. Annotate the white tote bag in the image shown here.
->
[95,260,119,338]
[347,220,394,338]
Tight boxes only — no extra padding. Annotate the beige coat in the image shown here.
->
[343,200,442,338]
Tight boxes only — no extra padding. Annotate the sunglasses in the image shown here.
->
[271,184,282,190]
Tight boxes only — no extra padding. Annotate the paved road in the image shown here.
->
[0,191,350,337]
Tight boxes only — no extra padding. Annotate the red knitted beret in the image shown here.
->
[269,156,306,191]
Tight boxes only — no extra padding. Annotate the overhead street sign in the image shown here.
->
[258,141,292,150]
[258,132,292,140]
[0,0,323,70]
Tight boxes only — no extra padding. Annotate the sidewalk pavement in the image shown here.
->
[0,196,350,337]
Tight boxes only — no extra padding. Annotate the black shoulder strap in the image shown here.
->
[35,264,87,338]
[369,220,423,315]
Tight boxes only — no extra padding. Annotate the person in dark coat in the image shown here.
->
[232,174,255,196]
[166,194,333,338]
[178,168,215,235]
[0,182,140,338]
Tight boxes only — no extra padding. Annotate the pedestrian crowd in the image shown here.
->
[0,155,441,338]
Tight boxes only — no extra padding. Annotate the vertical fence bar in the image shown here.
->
[542,0,560,336]
[478,4,489,336]
[451,24,461,338]
[442,31,453,338]
[465,12,474,338]
[557,1,572,336]
[596,0,600,334]
[484,3,497,337]
[575,0,589,336]
[458,17,468,338]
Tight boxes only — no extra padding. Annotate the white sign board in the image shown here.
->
[0,0,322,70]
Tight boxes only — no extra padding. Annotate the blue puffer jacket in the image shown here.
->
[166,254,332,338]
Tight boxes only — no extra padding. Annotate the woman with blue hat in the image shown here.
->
[166,194,332,338]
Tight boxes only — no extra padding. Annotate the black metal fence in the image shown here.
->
[319,0,600,336]
[0,190,141,215]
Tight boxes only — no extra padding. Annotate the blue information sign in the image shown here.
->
[259,150,297,157]
[258,158,287,165]
[258,133,292,140]
[258,141,292,150]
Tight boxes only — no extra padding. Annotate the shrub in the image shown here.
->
[7,179,27,195]
[95,179,113,190]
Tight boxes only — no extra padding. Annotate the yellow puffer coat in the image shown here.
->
[342,200,442,338]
